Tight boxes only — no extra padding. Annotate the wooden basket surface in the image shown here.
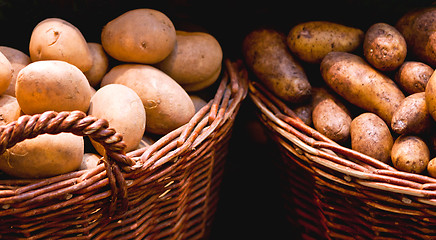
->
[0,59,248,240]
[249,80,436,240]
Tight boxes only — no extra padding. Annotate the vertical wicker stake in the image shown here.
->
[0,60,249,239]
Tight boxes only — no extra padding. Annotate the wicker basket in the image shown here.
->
[0,59,247,240]
[249,80,436,240]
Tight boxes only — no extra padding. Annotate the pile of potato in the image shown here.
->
[0,8,223,179]
[243,6,436,177]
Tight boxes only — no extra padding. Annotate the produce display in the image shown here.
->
[244,6,436,176]
[0,8,223,179]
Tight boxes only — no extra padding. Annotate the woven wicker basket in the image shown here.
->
[0,59,247,240]
[249,80,436,240]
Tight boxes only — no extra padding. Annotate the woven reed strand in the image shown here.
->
[249,79,436,239]
[0,59,248,240]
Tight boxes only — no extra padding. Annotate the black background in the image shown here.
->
[0,0,434,239]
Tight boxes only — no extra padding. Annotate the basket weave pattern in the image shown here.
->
[0,59,248,240]
[249,80,436,240]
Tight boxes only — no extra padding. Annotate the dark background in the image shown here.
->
[0,0,434,60]
[0,0,434,239]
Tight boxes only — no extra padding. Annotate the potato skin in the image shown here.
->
[0,133,84,178]
[292,104,312,126]
[396,7,436,67]
[242,28,311,103]
[395,61,433,94]
[0,95,20,126]
[101,8,176,64]
[391,92,432,135]
[84,43,109,87]
[391,135,430,174]
[155,31,223,90]
[0,52,12,96]
[298,86,352,127]
[80,153,101,170]
[425,70,436,121]
[312,98,351,143]
[16,60,92,115]
[351,113,393,163]
[101,64,195,135]
[311,87,351,116]
[363,23,407,72]
[320,52,405,124]
[427,158,436,178]
[29,18,93,72]
[0,46,30,97]
[287,21,364,64]
[88,84,146,154]
[395,7,424,43]
[189,95,208,113]
[181,65,221,92]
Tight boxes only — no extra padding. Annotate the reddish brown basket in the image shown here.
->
[249,80,436,240]
[0,59,248,240]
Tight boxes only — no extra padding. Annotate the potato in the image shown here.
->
[0,95,20,126]
[363,23,407,72]
[0,46,31,97]
[181,65,221,92]
[242,28,311,103]
[391,92,432,135]
[101,64,195,135]
[101,8,176,64]
[427,158,436,178]
[286,21,364,63]
[391,135,430,174]
[84,43,109,87]
[292,103,312,126]
[16,60,92,115]
[312,98,351,143]
[137,134,157,149]
[396,7,436,67]
[311,87,351,116]
[395,61,433,94]
[89,86,97,97]
[80,153,101,170]
[0,51,12,96]
[190,95,208,113]
[155,31,222,91]
[29,18,93,72]
[293,86,352,127]
[425,70,436,121]
[395,7,425,43]
[320,52,405,124]
[351,113,393,164]
[0,133,84,178]
[88,84,146,154]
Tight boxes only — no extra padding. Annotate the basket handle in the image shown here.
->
[0,110,135,215]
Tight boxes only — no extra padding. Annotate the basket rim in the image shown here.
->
[248,79,436,204]
[0,59,249,218]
